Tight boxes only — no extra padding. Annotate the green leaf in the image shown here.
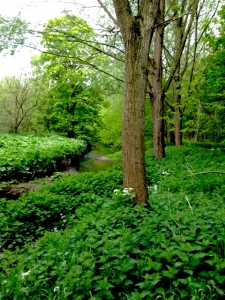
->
[190,252,206,267]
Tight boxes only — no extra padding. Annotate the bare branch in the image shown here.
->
[44,28,125,62]
[97,0,119,26]
[188,171,225,176]
[25,44,124,83]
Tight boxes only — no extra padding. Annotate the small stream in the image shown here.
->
[0,143,119,200]
[79,143,119,173]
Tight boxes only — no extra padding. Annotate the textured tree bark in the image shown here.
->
[173,73,182,146]
[195,100,201,142]
[112,0,159,204]
[174,105,182,146]
[173,15,183,146]
[167,123,175,144]
[162,0,198,147]
[151,0,165,158]
[122,50,149,204]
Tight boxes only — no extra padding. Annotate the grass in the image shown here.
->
[1,142,225,299]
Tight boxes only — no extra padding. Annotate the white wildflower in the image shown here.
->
[122,188,129,195]
[54,286,60,292]
[114,189,119,194]
[162,170,170,176]
[21,270,31,279]
[148,184,158,194]
[122,187,135,198]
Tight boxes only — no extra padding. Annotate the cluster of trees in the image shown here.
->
[0,1,224,203]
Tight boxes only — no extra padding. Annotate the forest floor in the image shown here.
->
[0,167,79,200]
[0,154,114,199]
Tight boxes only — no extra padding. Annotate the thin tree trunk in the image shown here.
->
[151,0,165,158]
[173,72,182,146]
[167,122,175,144]
[174,103,182,146]
[173,12,183,146]
[195,100,201,142]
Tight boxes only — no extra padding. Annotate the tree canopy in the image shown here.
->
[0,14,27,54]
[31,15,105,143]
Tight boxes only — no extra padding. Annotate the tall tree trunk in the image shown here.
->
[112,0,159,204]
[167,122,175,144]
[122,48,149,204]
[162,0,198,147]
[173,13,183,146]
[173,74,182,146]
[174,104,182,145]
[151,0,165,158]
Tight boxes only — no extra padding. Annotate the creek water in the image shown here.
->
[79,143,119,173]
[0,143,119,200]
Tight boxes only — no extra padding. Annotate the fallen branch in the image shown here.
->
[188,171,225,176]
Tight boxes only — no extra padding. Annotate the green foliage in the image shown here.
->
[0,14,27,54]
[0,169,123,251]
[99,96,153,151]
[182,5,225,142]
[1,143,225,298]
[31,15,106,143]
[0,76,41,133]
[38,75,104,143]
[99,95,122,150]
[0,134,87,181]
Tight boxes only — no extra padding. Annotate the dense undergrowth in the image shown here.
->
[0,134,87,182]
[1,142,225,299]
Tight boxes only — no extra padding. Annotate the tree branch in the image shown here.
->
[44,28,125,62]
[25,44,124,83]
[96,0,119,26]
[112,0,133,41]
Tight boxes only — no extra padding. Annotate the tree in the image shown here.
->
[162,0,220,145]
[0,14,27,54]
[150,0,165,158]
[104,0,160,204]
[36,71,104,143]
[31,15,105,143]
[0,75,39,133]
[194,5,225,141]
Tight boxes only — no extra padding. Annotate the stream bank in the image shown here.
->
[0,143,119,199]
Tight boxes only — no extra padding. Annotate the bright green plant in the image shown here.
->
[0,168,123,251]
[99,95,122,150]
[0,134,87,181]
[1,143,225,299]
